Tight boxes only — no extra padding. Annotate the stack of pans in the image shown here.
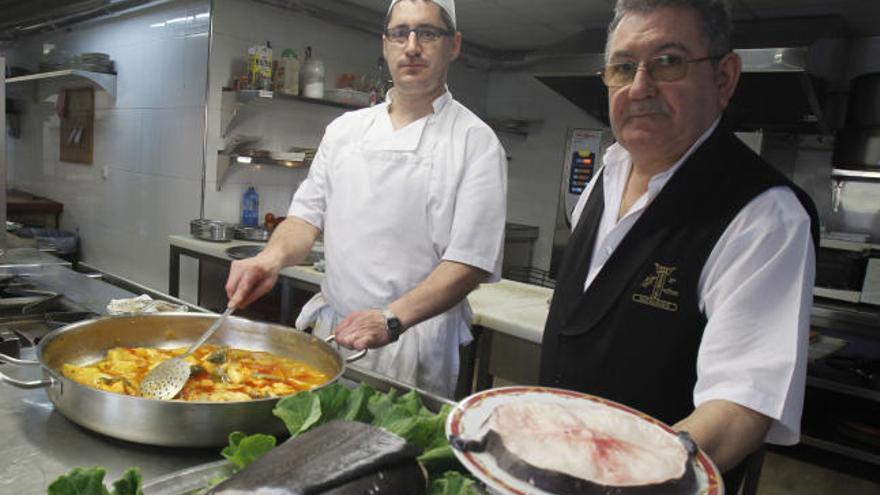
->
[190,219,235,242]
[233,225,271,242]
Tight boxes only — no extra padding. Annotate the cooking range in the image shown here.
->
[0,252,224,494]
[0,274,98,359]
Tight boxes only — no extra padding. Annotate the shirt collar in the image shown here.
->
[385,86,452,115]
[602,118,721,191]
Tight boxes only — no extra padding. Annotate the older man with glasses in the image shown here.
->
[539,0,818,491]
[226,0,507,399]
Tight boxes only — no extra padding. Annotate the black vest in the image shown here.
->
[539,126,819,426]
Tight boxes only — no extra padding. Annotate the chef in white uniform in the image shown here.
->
[226,0,507,398]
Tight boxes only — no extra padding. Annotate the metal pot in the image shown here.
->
[0,313,364,447]
[233,225,270,242]
[190,219,235,242]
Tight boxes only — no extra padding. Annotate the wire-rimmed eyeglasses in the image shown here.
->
[384,25,453,44]
[601,53,726,87]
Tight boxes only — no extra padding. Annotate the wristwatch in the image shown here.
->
[382,308,404,342]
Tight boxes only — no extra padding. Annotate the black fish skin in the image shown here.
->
[453,431,698,495]
[321,460,426,495]
[208,420,425,495]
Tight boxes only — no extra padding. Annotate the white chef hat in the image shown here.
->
[387,0,457,30]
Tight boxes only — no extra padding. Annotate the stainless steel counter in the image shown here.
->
[0,247,69,270]
[6,264,138,315]
[1,367,220,493]
[0,255,454,493]
[0,259,222,493]
[0,353,452,494]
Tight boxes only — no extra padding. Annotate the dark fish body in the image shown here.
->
[460,429,697,495]
[208,420,425,495]
[451,401,698,495]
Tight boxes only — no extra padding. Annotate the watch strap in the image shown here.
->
[382,308,404,342]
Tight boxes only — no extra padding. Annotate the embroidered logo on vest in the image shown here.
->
[632,263,679,312]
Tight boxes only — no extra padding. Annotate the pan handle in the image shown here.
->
[324,334,368,363]
[0,352,40,367]
[0,370,53,389]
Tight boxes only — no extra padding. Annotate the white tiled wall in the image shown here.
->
[485,71,607,272]
[1,0,493,300]
[203,0,490,224]
[2,0,209,297]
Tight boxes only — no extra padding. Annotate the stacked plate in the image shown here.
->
[70,52,114,73]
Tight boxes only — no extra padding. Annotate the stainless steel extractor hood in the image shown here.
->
[526,47,830,135]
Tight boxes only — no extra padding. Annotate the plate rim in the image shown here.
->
[446,385,723,495]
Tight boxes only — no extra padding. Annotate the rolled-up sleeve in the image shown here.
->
[695,187,815,445]
[287,135,331,230]
[442,127,508,282]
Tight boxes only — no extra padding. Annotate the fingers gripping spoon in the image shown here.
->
[140,306,235,400]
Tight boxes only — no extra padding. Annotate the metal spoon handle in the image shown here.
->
[180,306,235,359]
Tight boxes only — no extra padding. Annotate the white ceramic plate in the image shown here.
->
[446,386,724,495]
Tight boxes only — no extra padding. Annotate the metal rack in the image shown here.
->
[502,265,556,288]
[803,302,880,468]
[220,88,362,137]
[5,69,117,100]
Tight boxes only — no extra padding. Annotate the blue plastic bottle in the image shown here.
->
[241,186,259,226]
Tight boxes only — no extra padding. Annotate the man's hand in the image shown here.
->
[333,309,392,350]
[331,261,488,351]
[225,255,282,309]
[224,216,321,308]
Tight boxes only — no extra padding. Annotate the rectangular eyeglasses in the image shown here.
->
[384,25,453,44]
[601,54,724,87]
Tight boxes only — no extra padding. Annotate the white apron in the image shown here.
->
[295,106,473,399]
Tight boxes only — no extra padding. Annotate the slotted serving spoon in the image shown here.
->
[140,306,235,400]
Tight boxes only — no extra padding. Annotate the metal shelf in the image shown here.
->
[215,151,310,191]
[811,302,880,341]
[807,377,880,403]
[801,434,880,466]
[819,237,879,252]
[6,69,116,100]
[831,168,880,181]
[485,117,543,138]
[220,88,363,137]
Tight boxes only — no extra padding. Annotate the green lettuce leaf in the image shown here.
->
[273,391,322,437]
[48,467,110,495]
[366,387,399,419]
[373,400,451,453]
[110,469,143,495]
[48,466,144,495]
[313,383,351,424]
[220,431,277,471]
[417,445,461,476]
[340,383,374,422]
[427,470,478,495]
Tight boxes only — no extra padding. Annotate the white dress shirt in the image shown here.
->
[571,121,815,445]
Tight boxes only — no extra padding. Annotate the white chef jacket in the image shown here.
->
[288,89,507,398]
[572,120,815,445]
